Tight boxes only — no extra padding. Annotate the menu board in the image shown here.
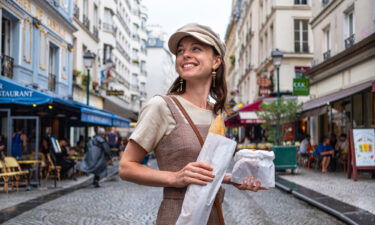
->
[352,129,375,167]
[50,136,62,154]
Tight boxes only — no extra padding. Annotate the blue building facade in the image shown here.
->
[0,0,76,98]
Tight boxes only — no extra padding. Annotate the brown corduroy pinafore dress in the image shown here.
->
[154,96,224,225]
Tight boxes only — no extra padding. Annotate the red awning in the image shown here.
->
[224,113,241,127]
[237,99,263,112]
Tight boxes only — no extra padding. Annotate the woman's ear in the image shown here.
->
[212,57,222,70]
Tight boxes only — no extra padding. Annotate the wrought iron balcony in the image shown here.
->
[345,34,355,49]
[102,23,117,34]
[82,14,90,30]
[1,55,14,78]
[323,50,331,60]
[74,4,79,19]
[48,73,57,92]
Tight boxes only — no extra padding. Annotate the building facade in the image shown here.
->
[225,0,314,141]
[304,0,375,145]
[98,0,148,121]
[0,0,76,154]
[145,25,177,101]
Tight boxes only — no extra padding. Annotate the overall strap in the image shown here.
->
[158,95,185,124]
[170,96,225,225]
[170,96,204,146]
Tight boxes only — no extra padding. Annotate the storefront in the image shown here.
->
[302,81,375,144]
[0,77,130,158]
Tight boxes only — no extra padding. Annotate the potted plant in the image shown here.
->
[73,69,81,83]
[256,98,302,173]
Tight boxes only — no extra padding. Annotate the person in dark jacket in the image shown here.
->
[78,128,111,187]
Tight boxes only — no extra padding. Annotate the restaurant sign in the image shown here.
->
[293,78,310,96]
[106,90,124,96]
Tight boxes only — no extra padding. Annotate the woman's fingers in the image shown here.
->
[184,170,214,182]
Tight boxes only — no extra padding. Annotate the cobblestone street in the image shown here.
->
[2,160,345,225]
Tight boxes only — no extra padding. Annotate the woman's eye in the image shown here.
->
[193,47,201,51]
[177,49,183,54]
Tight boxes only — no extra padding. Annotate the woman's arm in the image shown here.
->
[119,140,215,188]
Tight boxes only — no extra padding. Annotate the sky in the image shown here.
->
[142,0,232,41]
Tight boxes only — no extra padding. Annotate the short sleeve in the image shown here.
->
[129,96,175,153]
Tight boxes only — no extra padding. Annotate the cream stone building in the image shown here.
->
[227,0,313,107]
[304,0,375,144]
[72,0,102,109]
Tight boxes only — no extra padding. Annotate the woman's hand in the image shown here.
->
[171,162,215,188]
[223,173,268,192]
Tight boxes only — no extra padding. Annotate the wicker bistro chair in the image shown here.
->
[0,161,23,193]
[3,157,29,191]
[45,153,61,182]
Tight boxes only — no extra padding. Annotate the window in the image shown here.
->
[83,0,88,17]
[103,44,113,64]
[344,9,355,49]
[48,44,58,92]
[323,27,331,59]
[1,17,11,56]
[93,4,98,27]
[294,19,309,53]
[295,0,307,5]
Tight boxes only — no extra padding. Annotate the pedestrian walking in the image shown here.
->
[119,23,266,225]
[79,128,111,188]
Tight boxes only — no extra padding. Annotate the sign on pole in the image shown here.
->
[293,78,310,95]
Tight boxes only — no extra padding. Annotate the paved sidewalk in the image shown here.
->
[277,167,375,225]
[0,161,118,212]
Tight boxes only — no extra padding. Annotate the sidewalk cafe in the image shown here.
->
[0,77,130,188]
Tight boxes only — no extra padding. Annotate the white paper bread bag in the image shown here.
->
[175,115,237,225]
[231,149,275,188]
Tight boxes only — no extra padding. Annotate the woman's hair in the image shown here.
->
[167,47,227,115]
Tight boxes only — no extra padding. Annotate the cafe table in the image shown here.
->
[17,160,42,189]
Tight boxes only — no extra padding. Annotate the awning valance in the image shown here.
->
[0,77,53,105]
[81,107,113,126]
[112,114,131,128]
[303,81,373,111]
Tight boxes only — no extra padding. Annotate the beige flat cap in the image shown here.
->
[168,23,226,57]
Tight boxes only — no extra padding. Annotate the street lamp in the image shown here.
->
[83,50,95,105]
[83,50,95,145]
[271,48,283,145]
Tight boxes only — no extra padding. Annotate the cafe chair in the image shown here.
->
[0,161,21,193]
[3,157,29,191]
[45,154,61,182]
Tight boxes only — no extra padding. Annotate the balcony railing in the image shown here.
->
[74,4,79,19]
[102,23,117,34]
[1,55,14,78]
[323,50,331,60]
[82,14,90,30]
[93,26,99,39]
[48,73,57,92]
[345,34,355,49]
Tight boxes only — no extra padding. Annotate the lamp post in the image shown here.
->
[83,50,95,105]
[271,48,283,145]
[83,50,95,143]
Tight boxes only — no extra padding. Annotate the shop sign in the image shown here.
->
[257,77,272,87]
[293,78,310,95]
[259,88,271,96]
[0,82,32,97]
[106,90,124,96]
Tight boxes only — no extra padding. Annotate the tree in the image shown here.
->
[256,98,302,144]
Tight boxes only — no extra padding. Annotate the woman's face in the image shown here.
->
[175,36,221,81]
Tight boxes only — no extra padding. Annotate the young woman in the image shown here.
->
[119,23,266,225]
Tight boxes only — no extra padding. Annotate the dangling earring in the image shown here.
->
[178,77,184,92]
[212,71,217,88]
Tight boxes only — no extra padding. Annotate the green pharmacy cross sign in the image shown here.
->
[293,78,310,96]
